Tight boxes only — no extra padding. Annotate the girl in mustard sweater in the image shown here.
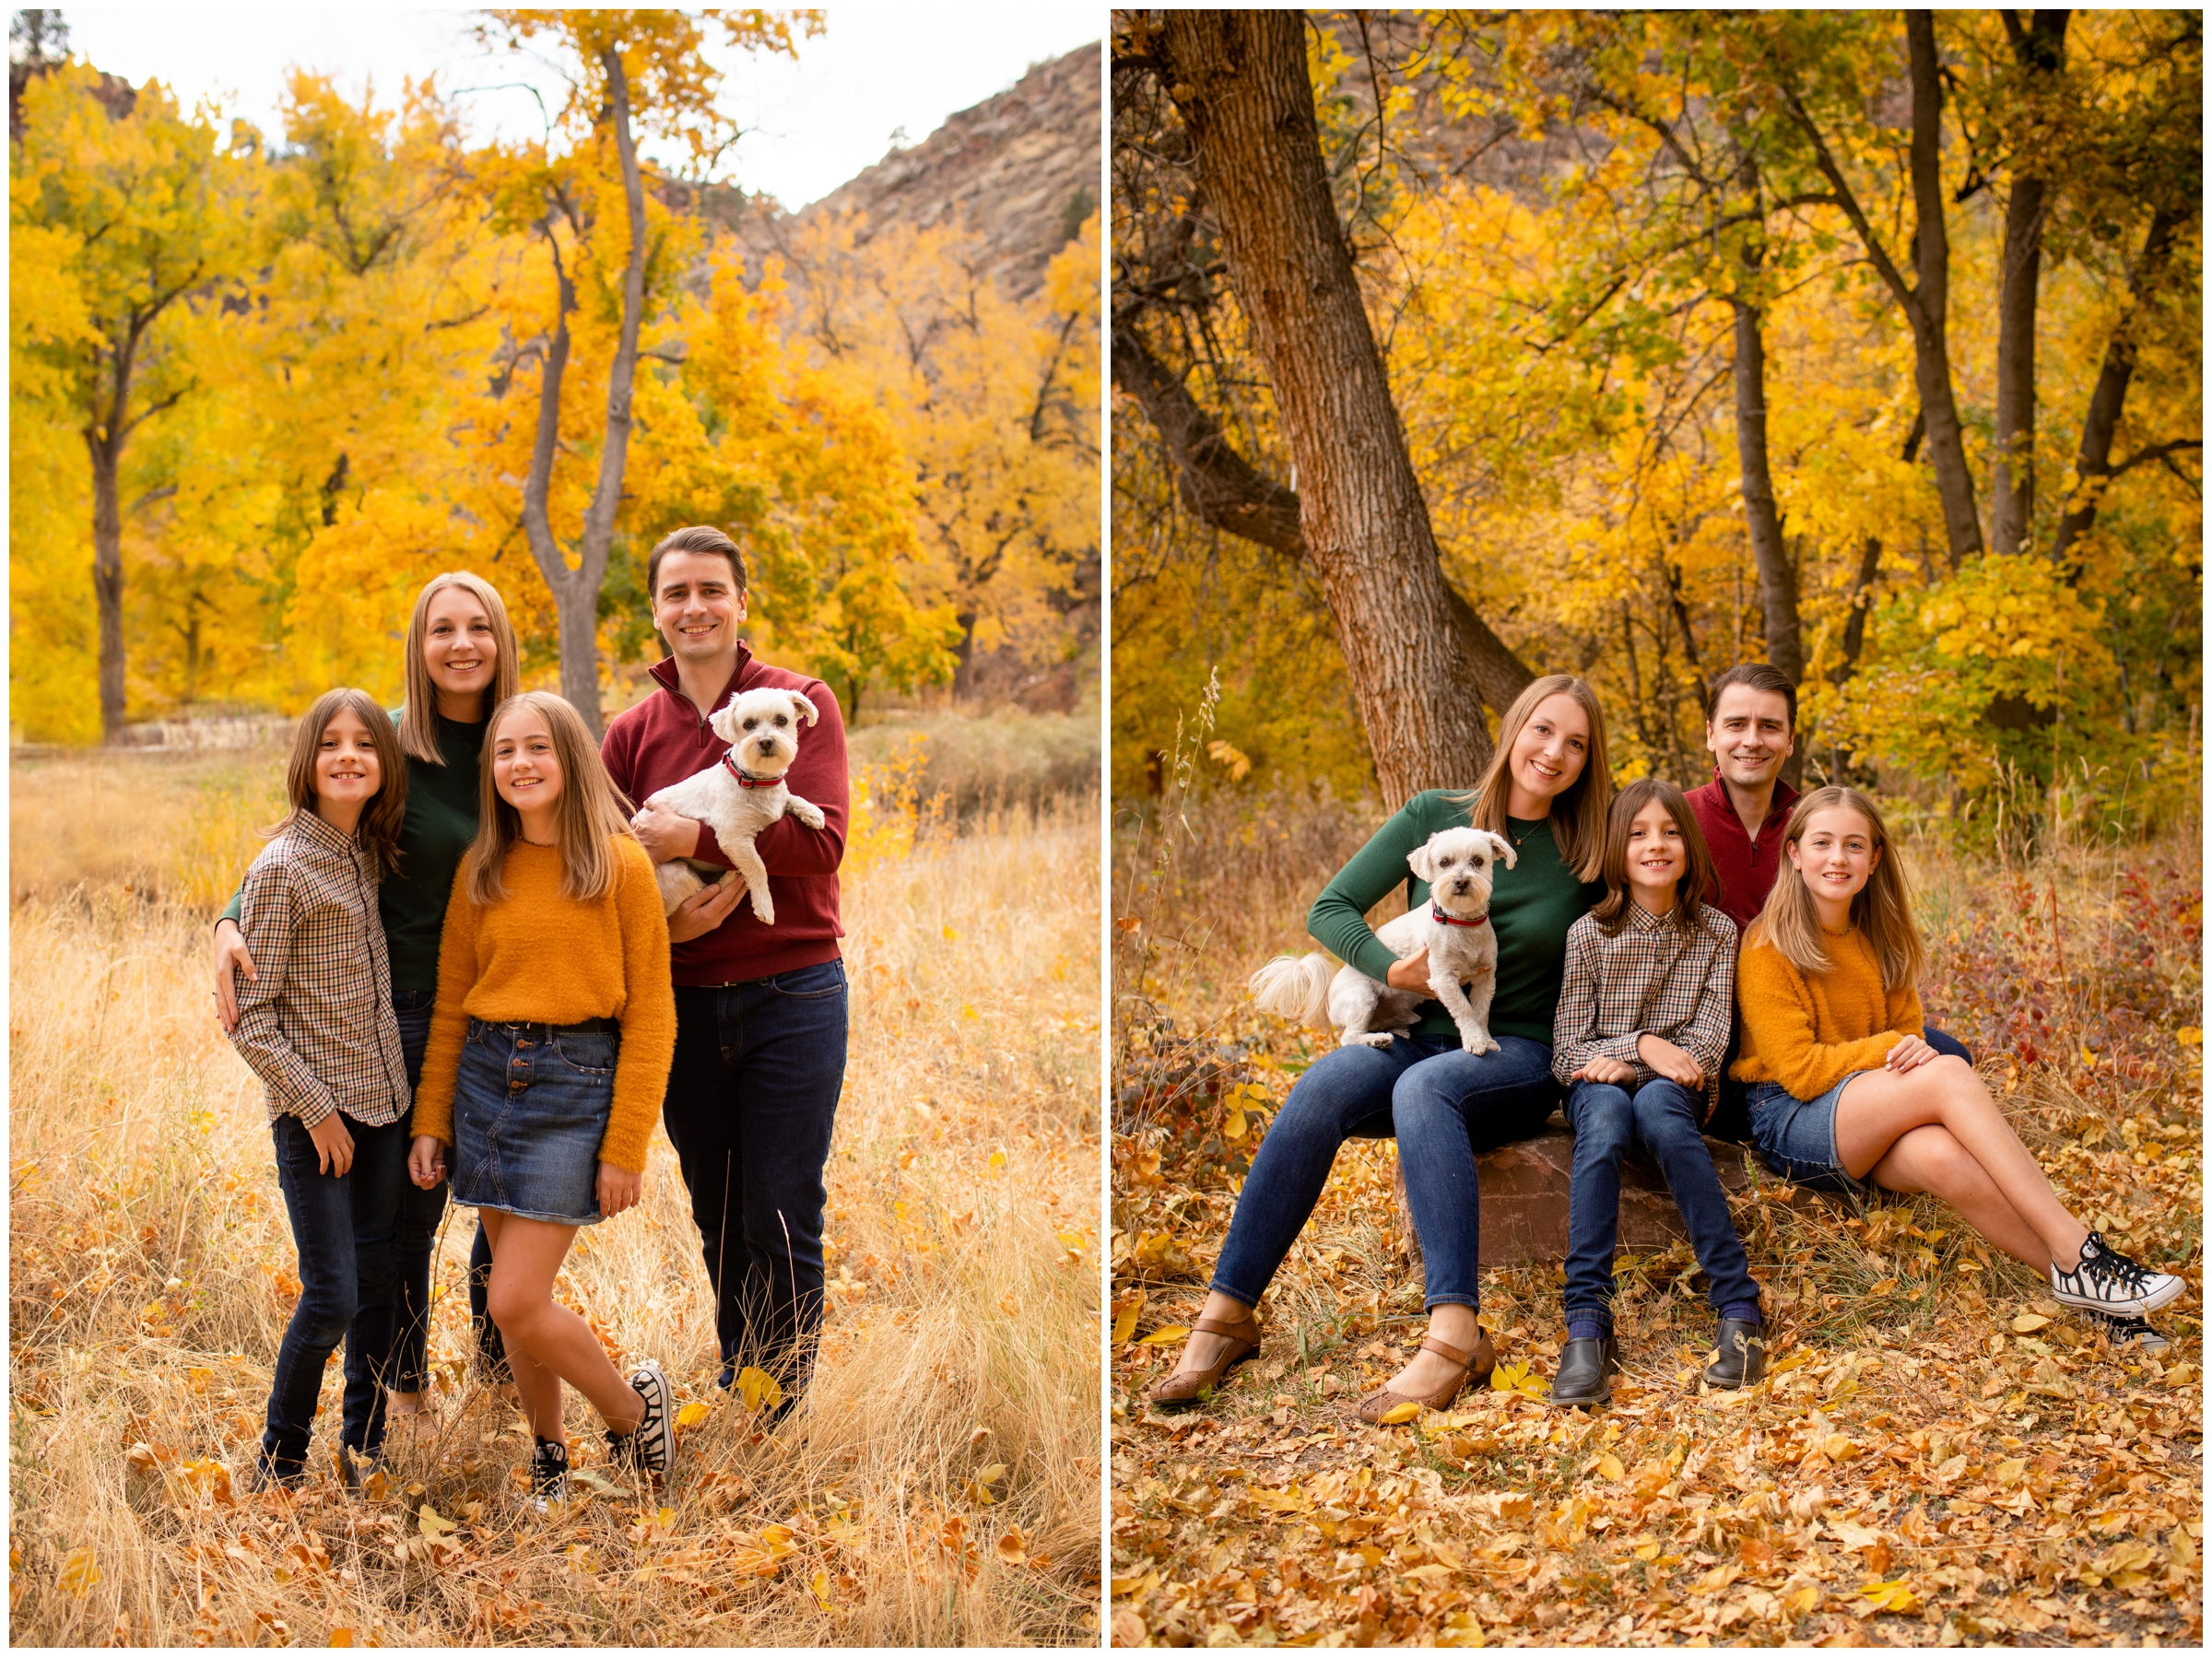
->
[1735,786,2181,1336]
[407,691,678,1507]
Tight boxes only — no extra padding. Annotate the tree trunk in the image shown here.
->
[1990,10,2070,558]
[2051,201,2187,572]
[1155,10,1521,807]
[1903,12,1983,570]
[1725,229,1800,690]
[89,430,126,743]
[515,49,650,737]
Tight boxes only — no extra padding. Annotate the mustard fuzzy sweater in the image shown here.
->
[412,837,675,1173]
[1731,923,1924,1101]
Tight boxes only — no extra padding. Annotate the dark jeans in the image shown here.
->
[664,959,848,1398]
[263,1110,410,1474]
[1709,1025,1973,1143]
[1562,1076,1759,1332]
[391,992,503,1392]
[1210,1033,1559,1313]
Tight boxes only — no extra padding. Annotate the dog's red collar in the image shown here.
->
[721,751,779,789]
[1431,904,1489,928]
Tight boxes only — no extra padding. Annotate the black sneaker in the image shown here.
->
[528,1436,570,1511]
[1703,1318,1769,1390]
[607,1358,673,1479]
[2096,1311,2173,1354]
[2049,1232,2185,1318]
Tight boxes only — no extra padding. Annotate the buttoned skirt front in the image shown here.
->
[450,1018,619,1227]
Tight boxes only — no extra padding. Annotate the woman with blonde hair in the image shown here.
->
[1736,786,2182,1336]
[1148,675,1612,1420]
[407,690,679,1506]
[214,570,523,1458]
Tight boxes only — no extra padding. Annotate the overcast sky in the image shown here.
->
[58,6,1100,208]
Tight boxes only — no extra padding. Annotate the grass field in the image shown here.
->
[1111,784,2202,1648]
[9,744,1102,1646]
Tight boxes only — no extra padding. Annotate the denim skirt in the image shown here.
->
[450,1018,618,1226]
[1746,1071,1877,1201]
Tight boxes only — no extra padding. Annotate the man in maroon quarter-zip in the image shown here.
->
[601,525,850,1411]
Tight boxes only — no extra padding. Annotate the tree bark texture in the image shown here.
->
[89,429,126,743]
[2051,202,2189,572]
[1725,213,1801,695]
[1990,10,2070,558]
[518,48,649,737]
[1154,10,1523,806]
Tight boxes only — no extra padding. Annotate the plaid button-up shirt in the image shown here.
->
[1551,900,1737,1108]
[229,809,409,1129]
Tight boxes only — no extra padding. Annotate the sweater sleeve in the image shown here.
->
[1677,911,1738,1083]
[597,840,677,1174]
[677,681,851,878]
[409,872,481,1146]
[1308,795,1435,989]
[1735,938,1903,1099]
[218,879,243,930]
[229,853,341,1127]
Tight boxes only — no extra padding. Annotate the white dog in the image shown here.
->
[642,687,826,924]
[1249,827,1517,1053]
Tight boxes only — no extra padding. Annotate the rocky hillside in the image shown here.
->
[721,41,1100,300]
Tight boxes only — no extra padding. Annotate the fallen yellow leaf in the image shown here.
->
[328,1629,356,1648]
[1223,1108,1246,1141]
[417,1504,457,1537]
[676,1401,712,1429]
[59,1546,100,1596]
[1859,1577,1920,1615]
[1593,1451,1625,1480]
[2011,1312,2051,1333]
[809,1568,832,1612]
[736,1367,784,1413]
[1111,1290,1146,1345]
[1135,1325,1188,1346]
[1378,1400,1421,1426]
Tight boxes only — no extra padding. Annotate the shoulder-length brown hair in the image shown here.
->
[1747,784,1925,991]
[1589,777,1714,934]
[397,571,521,766]
[463,691,639,906]
[277,687,407,878]
[1454,674,1612,881]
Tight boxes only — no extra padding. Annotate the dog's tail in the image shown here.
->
[1247,953,1335,1028]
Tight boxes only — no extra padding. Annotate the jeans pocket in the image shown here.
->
[554,1033,618,1075]
[768,961,846,1000]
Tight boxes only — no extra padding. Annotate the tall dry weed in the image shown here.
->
[10,758,1102,1646]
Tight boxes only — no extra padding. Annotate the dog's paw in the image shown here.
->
[1460,1033,1500,1056]
[788,801,826,829]
[1342,1031,1395,1049]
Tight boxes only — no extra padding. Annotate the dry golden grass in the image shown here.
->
[10,749,1102,1646]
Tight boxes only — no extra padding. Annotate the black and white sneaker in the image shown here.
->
[2096,1311,2173,1354]
[2049,1231,2185,1318]
[528,1436,570,1510]
[607,1358,673,1480]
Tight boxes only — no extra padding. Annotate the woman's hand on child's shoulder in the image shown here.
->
[597,1161,642,1218]
[211,919,257,1034]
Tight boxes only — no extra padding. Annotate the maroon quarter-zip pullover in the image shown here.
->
[1685,768,1799,934]
[600,648,847,986]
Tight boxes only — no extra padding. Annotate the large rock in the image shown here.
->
[1394,1120,1760,1268]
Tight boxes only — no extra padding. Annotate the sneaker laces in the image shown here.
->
[2080,1234,2155,1293]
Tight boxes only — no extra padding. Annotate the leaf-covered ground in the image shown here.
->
[1110,838,2202,1646]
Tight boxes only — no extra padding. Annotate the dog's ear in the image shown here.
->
[1488,830,1518,870]
[709,702,741,745]
[788,691,819,727]
[1406,841,1436,883]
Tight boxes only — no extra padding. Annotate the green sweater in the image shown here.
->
[1307,789,1606,1044]
[222,710,486,994]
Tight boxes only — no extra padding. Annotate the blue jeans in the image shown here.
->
[390,992,502,1391]
[1562,1077,1760,1332]
[263,1110,410,1475]
[1210,1034,1559,1312]
[663,959,848,1398]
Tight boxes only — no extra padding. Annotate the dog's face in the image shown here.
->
[1406,827,1514,916]
[711,687,818,779]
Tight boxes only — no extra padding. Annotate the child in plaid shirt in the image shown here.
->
[1548,778,1760,1406]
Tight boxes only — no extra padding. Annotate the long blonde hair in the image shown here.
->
[1456,674,1612,881]
[1748,785,1925,991]
[397,572,521,765]
[463,692,638,906]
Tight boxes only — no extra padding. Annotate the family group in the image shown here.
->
[1149,665,2184,1416]
[214,527,851,1506]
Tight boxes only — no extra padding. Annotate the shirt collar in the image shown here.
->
[290,807,361,859]
[1703,765,1801,827]
[647,644,757,714]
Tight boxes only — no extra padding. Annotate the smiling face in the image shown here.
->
[1623,796,1689,910]
[1705,683,1794,792]
[312,706,382,823]
[490,706,566,828]
[1507,692,1591,810]
[1787,805,1879,917]
[421,585,499,717]
[653,549,748,668]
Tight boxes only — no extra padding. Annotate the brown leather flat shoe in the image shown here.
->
[1145,1302,1264,1412]
[1355,1329,1497,1424]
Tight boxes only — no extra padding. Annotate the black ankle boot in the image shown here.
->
[1550,1334,1618,1407]
[1703,1318,1768,1389]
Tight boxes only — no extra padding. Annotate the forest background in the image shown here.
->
[1111,9,2200,836]
[10,8,1102,746]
